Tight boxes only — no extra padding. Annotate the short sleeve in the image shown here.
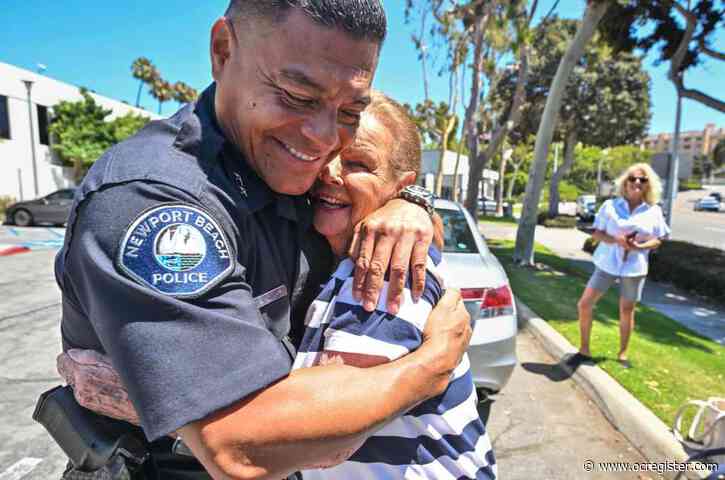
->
[592,200,610,231]
[64,182,292,440]
[322,261,443,362]
[652,206,671,239]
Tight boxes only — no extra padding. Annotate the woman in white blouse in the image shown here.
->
[570,163,670,369]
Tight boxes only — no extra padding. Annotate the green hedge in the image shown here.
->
[679,180,702,192]
[581,237,725,304]
[537,211,578,228]
[0,195,15,215]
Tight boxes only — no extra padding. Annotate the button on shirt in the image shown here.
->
[592,197,670,277]
[55,83,332,442]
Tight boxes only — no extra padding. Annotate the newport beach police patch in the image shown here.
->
[117,204,233,298]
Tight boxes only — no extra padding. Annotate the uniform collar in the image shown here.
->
[178,83,312,226]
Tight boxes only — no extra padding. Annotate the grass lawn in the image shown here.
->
[488,238,725,425]
[478,214,518,225]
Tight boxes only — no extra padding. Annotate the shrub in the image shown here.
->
[582,237,725,304]
[0,195,16,215]
[679,180,702,192]
[538,210,577,228]
[649,241,725,304]
[583,237,599,254]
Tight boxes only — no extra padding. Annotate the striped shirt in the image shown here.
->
[293,248,496,480]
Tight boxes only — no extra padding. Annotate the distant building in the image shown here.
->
[0,62,156,201]
[419,149,498,202]
[640,123,725,179]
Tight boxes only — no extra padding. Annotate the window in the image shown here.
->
[37,105,49,145]
[435,208,479,254]
[0,95,9,139]
[45,189,75,202]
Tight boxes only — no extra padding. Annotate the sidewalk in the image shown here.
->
[481,221,725,345]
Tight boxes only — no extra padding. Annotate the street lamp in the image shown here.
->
[22,79,39,197]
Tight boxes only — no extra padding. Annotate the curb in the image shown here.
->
[515,298,693,478]
[0,244,30,256]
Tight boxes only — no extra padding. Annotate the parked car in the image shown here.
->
[477,196,510,215]
[4,188,76,227]
[694,196,720,212]
[576,194,597,222]
[434,199,517,394]
[707,191,722,203]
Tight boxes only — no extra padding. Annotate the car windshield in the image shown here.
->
[436,208,480,254]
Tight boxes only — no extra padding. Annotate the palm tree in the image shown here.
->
[172,82,199,105]
[150,79,174,115]
[131,57,159,108]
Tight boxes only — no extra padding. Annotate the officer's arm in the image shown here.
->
[178,289,469,480]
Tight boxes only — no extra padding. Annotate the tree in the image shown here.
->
[601,0,724,113]
[405,5,464,198]
[514,0,611,266]
[131,57,159,108]
[150,78,174,114]
[49,89,149,182]
[405,100,460,196]
[173,81,199,105]
[543,30,651,216]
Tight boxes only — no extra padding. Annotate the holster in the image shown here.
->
[33,386,149,472]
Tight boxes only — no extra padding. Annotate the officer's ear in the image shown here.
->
[210,18,234,80]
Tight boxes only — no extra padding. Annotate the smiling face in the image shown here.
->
[311,112,414,255]
[211,9,380,195]
[625,167,649,203]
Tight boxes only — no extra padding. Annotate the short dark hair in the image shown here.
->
[366,91,421,180]
[225,0,387,44]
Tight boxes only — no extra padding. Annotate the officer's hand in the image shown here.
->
[349,198,433,315]
[420,289,471,393]
[57,349,140,425]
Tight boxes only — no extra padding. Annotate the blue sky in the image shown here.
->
[2,0,723,135]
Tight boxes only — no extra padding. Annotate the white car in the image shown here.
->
[694,197,720,212]
[435,199,517,395]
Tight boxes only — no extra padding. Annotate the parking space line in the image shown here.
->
[705,227,725,233]
[0,458,43,480]
[45,228,65,239]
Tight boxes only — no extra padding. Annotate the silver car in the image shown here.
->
[435,199,517,394]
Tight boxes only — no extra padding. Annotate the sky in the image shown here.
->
[2,0,723,136]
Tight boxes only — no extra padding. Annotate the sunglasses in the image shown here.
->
[628,176,649,184]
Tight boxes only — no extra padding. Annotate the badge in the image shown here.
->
[117,204,234,298]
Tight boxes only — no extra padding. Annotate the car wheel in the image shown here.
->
[13,209,34,227]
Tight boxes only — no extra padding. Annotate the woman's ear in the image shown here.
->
[397,171,417,191]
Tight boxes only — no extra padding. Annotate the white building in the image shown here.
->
[0,62,155,201]
[419,149,499,201]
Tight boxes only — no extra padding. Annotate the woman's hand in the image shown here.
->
[57,349,140,425]
[349,198,433,315]
[614,234,633,250]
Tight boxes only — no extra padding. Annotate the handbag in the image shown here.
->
[673,397,725,465]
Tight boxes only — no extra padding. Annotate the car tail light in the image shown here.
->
[460,286,515,318]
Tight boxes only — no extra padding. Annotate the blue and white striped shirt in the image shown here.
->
[293,248,496,480]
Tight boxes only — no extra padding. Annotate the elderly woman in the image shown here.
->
[570,163,669,369]
[59,92,496,479]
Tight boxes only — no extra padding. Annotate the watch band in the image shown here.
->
[398,185,435,216]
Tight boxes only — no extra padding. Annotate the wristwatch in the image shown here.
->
[398,185,435,216]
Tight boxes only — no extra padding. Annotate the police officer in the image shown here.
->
[53,2,472,479]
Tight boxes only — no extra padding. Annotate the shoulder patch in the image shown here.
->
[117,204,234,298]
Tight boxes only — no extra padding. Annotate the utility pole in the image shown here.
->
[22,80,39,197]
[665,91,682,226]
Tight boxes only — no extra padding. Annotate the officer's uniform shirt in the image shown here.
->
[56,84,333,444]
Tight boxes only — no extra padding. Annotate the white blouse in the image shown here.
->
[592,197,670,277]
